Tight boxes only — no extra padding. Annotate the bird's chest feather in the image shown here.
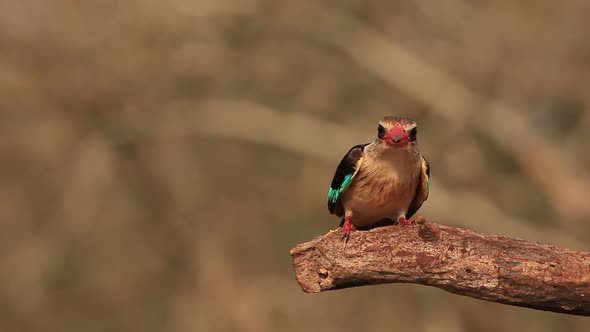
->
[342,152,420,223]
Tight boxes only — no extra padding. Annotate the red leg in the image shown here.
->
[342,213,356,238]
[398,215,412,226]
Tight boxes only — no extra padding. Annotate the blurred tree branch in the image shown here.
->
[193,0,590,221]
[165,101,586,249]
[290,221,590,316]
[275,2,590,220]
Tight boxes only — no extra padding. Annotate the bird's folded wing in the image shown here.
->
[327,144,367,216]
[406,156,430,219]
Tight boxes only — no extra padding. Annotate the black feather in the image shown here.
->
[327,143,367,216]
[406,156,430,219]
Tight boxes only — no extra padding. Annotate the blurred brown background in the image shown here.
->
[2,0,590,331]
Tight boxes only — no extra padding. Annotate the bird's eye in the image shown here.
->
[409,127,417,140]
[378,125,386,138]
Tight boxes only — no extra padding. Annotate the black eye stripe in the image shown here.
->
[378,124,386,138]
[409,127,417,139]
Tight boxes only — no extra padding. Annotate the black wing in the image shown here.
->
[406,156,430,219]
[327,144,367,216]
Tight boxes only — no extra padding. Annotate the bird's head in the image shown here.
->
[377,116,418,148]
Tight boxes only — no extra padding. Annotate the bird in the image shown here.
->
[327,116,430,238]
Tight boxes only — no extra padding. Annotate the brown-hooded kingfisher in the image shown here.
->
[327,116,430,238]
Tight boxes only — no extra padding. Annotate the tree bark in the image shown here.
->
[289,219,590,316]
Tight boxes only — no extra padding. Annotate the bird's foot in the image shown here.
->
[341,218,356,239]
[398,216,413,226]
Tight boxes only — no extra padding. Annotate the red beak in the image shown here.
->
[385,126,408,144]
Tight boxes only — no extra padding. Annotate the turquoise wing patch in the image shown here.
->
[327,174,353,204]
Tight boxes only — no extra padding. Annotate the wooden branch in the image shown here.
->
[290,220,590,316]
